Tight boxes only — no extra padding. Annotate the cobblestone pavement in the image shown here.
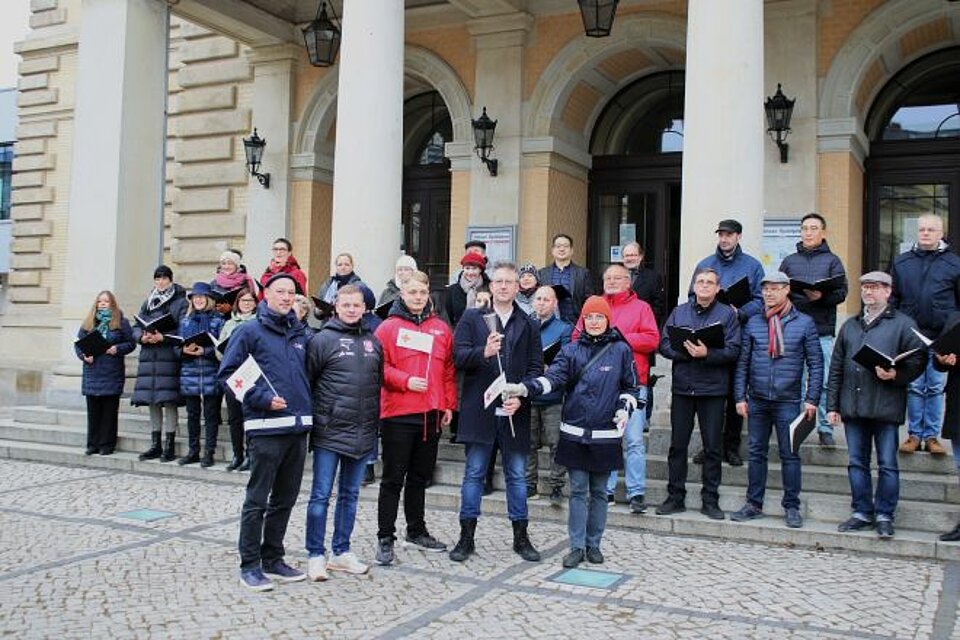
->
[0,459,957,639]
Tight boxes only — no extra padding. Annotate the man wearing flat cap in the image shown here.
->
[730,272,822,528]
[690,218,766,467]
[827,271,926,539]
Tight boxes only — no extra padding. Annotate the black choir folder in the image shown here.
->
[543,340,562,366]
[789,412,816,454]
[716,277,752,308]
[169,332,219,349]
[667,322,725,352]
[913,325,960,356]
[75,332,110,357]
[789,274,845,294]
[134,313,178,335]
[852,344,920,370]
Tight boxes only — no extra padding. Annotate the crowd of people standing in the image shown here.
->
[73,213,960,591]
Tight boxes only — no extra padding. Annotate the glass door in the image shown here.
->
[876,183,950,271]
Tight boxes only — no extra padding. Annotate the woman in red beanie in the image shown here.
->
[442,252,490,328]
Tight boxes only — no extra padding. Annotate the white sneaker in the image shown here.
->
[307,555,328,582]
[326,551,369,575]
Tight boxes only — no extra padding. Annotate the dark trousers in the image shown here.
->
[722,363,743,453]
[238,433,307,570]
[377,419,440,540]
[85,394,120,451]
[225,394,245,458]
[185,394,222,452]
[668,394,725,505]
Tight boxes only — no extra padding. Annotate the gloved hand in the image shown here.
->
[613,409,629,435]
[502,383,528,398]
[619,393,639,413]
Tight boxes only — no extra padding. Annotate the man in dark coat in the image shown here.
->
[828,271,926,539]
[538,233,595,324]
[449,261,544,563]
[730,272,823,529]
[890,214,960,455]
[219,272,314,591]
[778,212,848,447]
[927,311,960,542]
[657,267,741,519]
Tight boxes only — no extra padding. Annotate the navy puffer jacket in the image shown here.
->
[778,240,848,337]
[659,300,741,396]
[131,285,188,406]
[307,317,383,460]
[734,307,824,405]
[178,310,225,397]
[890,242,960,338]
[76,317,136,396]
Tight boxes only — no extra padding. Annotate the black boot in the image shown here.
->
[449,519,477,562]
[200,450,215,468]
[512,520,540,562]
[160,433,177,462]
[226,454,244,472]
[179,420,201,465]
[237,457,250,472]
[139,431,162,461]
[940,520,960,542]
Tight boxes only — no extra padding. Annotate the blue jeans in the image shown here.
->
[844,420,899,522]
[746,398,802,510]
[460,428,528,521]
[816,336,833,434]
[606,386,647,498]
[907,358,945,440]
[568,469,608,550]
[305,447,367,557]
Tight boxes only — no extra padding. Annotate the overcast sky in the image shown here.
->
[0,1,32,88]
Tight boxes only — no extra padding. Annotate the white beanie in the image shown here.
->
[395,255,417,270]
[219,251,242,267]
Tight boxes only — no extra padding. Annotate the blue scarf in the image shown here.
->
[95,309,112,340]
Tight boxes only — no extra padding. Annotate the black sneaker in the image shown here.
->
[404,533,447,553]
[562,549,585,568]
[876,520,895,539]
[656,499,686,516]
[730,503,763,522]
[837,516,874,532]
[375,538,395,565]
[724,450,744,466]
[607,493,615,504]
[549,487,563,508]
[692,450,705,465]
[585,547,604,564]
[700,503,725,520]
[938,523,960,542]
[628,495,647,514]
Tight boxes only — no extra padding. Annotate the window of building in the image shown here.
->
[590,71,685,155]
[0,143,12,221]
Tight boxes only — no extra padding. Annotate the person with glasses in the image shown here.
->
[449,261,544,564]
[778,213,848,447]
[258,237,307,300]
[537,233,595,324]
[657,267,741,520]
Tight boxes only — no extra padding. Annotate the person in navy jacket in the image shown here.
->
[448,261,544,564]
[75,290,136,455]
[690,218,765,467]
[657,267,741,519]
[219,272,313,592]
[731,272,823,529]
[506,295,640,568]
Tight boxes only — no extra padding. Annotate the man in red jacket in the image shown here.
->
[574,263,659,513]
[373,271,458,565]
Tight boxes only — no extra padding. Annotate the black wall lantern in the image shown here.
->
[764,83,796,163]
[303,2,342,68]
[243,128,271,188]
[578,0,619,38]
[472,107,498,176]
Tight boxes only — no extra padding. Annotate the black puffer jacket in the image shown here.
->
[890,242,960,338]
[131,285,188,406]
[306,317,383,459]
[827,306,926,424]
[779,240,848,337]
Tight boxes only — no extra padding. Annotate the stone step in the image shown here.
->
[0,438,956,562]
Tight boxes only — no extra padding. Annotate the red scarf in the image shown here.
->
[765,299,792,358]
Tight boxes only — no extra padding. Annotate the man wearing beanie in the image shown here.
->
[378,255,418,308]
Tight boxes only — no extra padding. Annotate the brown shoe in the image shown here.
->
[925,437,947,455]
[899,436,920,453]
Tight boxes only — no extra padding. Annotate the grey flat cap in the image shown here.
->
[761,271,790,285]
[860,271,892,286]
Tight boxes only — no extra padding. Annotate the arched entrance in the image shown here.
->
[588,71,684,310]
[864,47,960,271]
[402,91,452,292]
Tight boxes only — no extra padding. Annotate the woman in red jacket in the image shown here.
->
[374,270,457,566]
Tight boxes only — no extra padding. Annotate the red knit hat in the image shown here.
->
[580,295,612,323]
[460,252,486,269]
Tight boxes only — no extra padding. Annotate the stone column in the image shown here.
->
[329,0,404,291]
[51,0,169,406]
[678,0,765,295]
[245,45,298,271]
